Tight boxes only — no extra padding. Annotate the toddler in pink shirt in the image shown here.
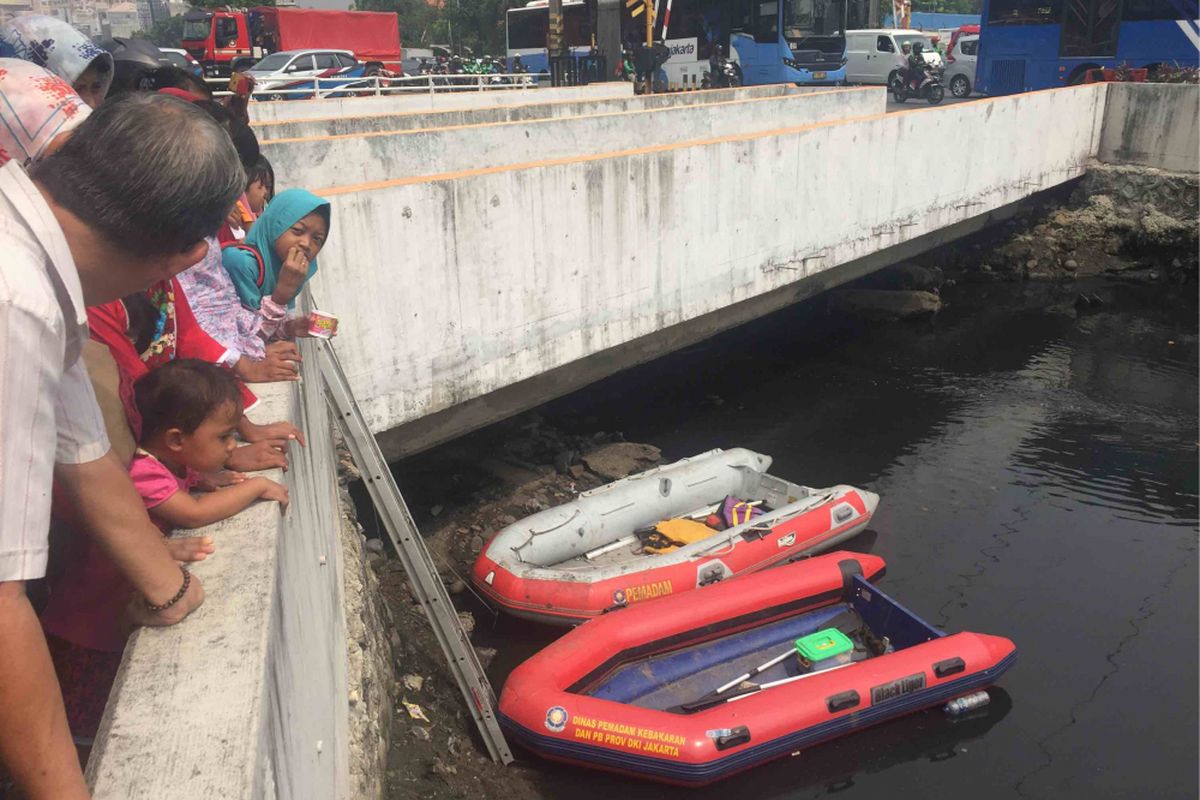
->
[42,359,289,738]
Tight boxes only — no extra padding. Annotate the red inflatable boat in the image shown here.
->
[499,551,1017,786]
[473,448,879,625]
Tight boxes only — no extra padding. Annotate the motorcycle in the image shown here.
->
[618,46,636,82]
[890,65,945,105]
[702,43,742,89]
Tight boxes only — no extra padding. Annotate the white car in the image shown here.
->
[159,47,203,76]
[246,49,359,93]
[845,29,942,85]
[943,33,979,98]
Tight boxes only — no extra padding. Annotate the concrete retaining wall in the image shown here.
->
[265,88,885,189]
[248,82,633,125]
[308,85,1108,456]
[87,342,353,800]
[1098,82,1199,173]
[253,84,807,140]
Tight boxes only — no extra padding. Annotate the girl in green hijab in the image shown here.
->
[222,188,331,313]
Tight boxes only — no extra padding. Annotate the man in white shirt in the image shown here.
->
[0,92,244,799]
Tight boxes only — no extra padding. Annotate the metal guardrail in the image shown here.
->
[548,54,608,87]
[204,72,547,100]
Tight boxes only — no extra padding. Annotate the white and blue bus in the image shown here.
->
[505,0,595,76]
[976,0,1199,93]
[505,0,870,86]
[728,0,868,84]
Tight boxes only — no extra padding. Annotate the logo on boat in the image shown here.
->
[870,672,926,704]
[776,532,796,548]
[621,579,674,605]
[544,705,569,733]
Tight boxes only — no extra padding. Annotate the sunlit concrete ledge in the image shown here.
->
[248,81,634,125]
[86,338,351,800]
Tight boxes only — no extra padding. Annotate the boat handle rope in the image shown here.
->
[525,507,581,536]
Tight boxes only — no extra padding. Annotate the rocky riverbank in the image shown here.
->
[947,164,1198,285]
[826,163,1197,322]
[361,420,664,799]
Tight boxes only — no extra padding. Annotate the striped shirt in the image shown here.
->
[0,161,109,582]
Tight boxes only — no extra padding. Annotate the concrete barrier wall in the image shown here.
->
[1098,82,1199,172]
[254,83,807,141]
[248,82,633,125]
[87,344,350,800]
[265,88,885,189]
[308,85,1107,451]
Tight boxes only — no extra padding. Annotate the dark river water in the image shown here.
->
[399,276,1199,800]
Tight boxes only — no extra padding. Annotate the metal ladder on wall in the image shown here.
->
[317,340,514,764]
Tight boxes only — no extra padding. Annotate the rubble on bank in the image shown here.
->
[940,164,1198,284]
[365,417,663,799]
[829,288,943,320]
[831,163,1198,319]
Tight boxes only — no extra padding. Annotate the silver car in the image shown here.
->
[246,49,359,94]
[944,34,978,98]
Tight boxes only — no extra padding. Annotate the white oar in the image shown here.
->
[726,660,857,704]
[715,647,796,694]
[584,534,638,560]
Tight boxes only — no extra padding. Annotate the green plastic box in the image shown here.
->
[794,628,854,662]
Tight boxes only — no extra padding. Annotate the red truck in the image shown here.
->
[181,7,402,77]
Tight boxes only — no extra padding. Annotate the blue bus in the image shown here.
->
[976,0,1200,93]
[505,0,871,87]
[506,0,595,76]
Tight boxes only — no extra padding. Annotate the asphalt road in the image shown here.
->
[886,92,980,112]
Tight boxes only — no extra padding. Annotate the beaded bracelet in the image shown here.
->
[144,567,191,613]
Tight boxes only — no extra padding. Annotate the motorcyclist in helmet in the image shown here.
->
[905,40,928,92]
[101,36,173,98]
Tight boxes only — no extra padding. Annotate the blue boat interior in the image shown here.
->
[582,577,943,713]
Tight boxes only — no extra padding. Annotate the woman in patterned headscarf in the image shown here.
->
[0,57,90,166]
[0,14,113,107]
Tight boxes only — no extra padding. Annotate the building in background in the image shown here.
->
[0,0,34,24]
[102,1,139,37]
[2,0,180,34]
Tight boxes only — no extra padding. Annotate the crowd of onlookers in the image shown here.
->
[0,14,337,799]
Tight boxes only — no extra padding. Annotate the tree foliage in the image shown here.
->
[139,14,185,47]
[914,0,982,14]
[355,0,512,55]
[879,0,982,24]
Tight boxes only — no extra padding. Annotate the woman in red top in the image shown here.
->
[86,277,305,469]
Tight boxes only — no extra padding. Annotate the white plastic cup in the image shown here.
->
[308,310,338,339]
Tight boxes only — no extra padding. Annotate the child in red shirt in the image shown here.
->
[41,360,289,739]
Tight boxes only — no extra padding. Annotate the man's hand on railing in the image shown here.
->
[126,569,206,628]
[165,535,217,564]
